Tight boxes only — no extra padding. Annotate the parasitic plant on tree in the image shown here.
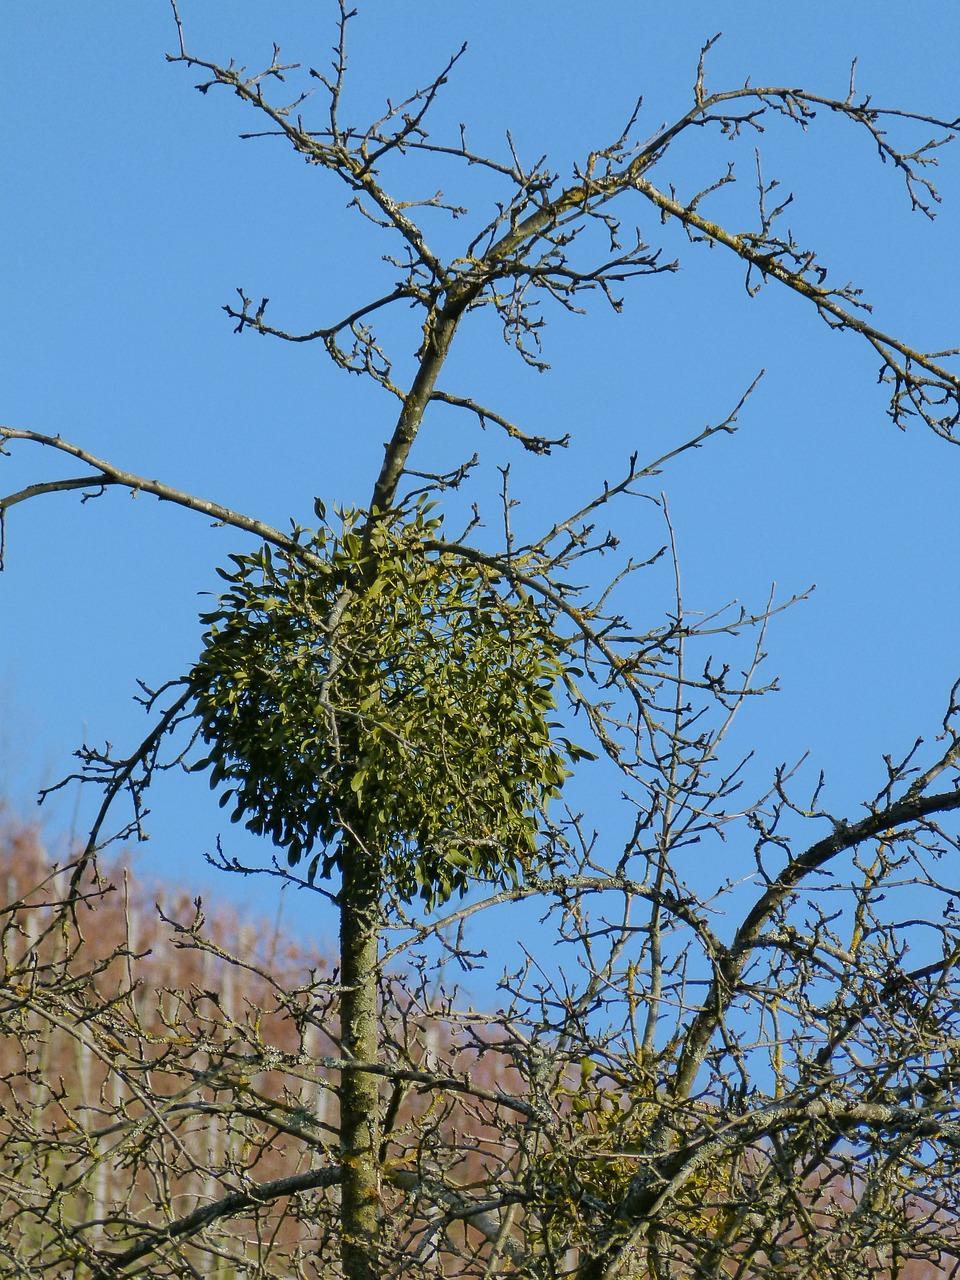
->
[190,504,571,908]
[3,4,960,1278]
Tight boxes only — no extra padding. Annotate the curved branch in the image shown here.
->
[0,474,119,569]
[383,872,722,972]
[0,473,116,511]
[310,1056,536,1119]
[671,783,960,1101]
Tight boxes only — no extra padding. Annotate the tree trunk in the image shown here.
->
[338,837,382,1280]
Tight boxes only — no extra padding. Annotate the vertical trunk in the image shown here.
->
[336,293,466,1276]
[338,837,382,1280]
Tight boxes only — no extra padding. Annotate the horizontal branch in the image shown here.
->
[89,1164,343,1276]
[0,425,317,564]
[0,473,119,568]
[221,1050,538,1119]
[223,284,414,342]
[430,389,570,454]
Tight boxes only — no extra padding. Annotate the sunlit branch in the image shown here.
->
[89,1165,343,1276]
[222,284,416,343]
[0,425,314,564]
[429,390,570,455]
[671,782,960,1102]
[631,175,960,440]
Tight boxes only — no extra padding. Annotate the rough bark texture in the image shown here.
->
[334,288,470,1280]
[338,839,383,1280]
[368,293,472,519]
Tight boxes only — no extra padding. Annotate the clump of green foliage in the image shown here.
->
[534,1059,731,1260]
[189,506,571,908]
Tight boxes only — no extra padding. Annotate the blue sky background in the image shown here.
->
[2,3,958,971]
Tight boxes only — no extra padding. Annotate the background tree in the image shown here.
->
[2,4,960,1278]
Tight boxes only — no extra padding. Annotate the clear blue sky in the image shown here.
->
[2,3,958,962]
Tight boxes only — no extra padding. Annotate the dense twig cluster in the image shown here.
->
[2,664,960,1278]
[2,4,960,1278]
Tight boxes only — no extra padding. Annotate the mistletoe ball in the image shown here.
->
[189,508,571,908]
